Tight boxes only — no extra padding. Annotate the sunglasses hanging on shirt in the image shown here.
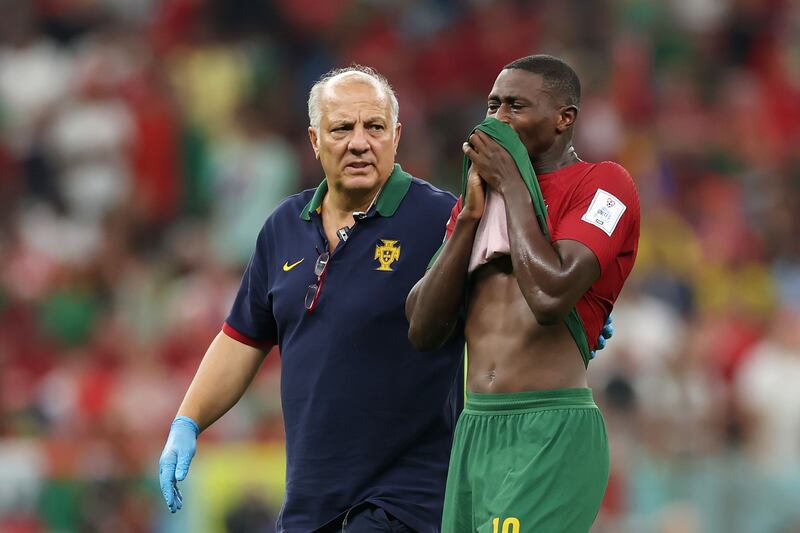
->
[304,250,330,312]
[306,182,384,312]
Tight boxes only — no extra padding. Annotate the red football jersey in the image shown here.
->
[444,161,640,350]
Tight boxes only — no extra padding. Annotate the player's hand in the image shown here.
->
[158,416,200,513]
[591,315,614,359]
[460,163,486,221]
[463,131,522,194]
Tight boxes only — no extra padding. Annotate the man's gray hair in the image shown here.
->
[307,65,399,133]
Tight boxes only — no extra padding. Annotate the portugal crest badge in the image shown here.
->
[374,240,401,271]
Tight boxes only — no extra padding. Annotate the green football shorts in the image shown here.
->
[442,388,609,533]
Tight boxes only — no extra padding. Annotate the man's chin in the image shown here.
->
[339,171,383,191]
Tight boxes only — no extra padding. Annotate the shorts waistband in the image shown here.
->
[464,388,597,414]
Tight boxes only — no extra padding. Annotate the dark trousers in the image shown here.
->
[318,504,416,533]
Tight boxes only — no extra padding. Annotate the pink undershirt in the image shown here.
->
[468,189,511,272]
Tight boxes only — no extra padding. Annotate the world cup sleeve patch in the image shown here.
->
[581,188,626,236]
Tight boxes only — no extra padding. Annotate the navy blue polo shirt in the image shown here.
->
[224,164,465,533]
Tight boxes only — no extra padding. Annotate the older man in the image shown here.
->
[158,66,464,532]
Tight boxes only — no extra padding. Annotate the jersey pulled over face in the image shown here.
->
[310,76,401,197]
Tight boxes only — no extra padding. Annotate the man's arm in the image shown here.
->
[405,167,484,351]
[464,132,599,325]
[176,331,269,430]
[159,331,270,512]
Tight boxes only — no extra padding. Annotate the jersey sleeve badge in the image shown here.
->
[581,188,627,236]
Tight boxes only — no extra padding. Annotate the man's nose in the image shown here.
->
[496,104,512,125]
[348,125,370,153]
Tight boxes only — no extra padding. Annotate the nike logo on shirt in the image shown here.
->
[283,258,305,271]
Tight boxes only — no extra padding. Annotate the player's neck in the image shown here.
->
[532,142,581,175]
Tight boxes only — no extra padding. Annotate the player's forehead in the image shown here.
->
[320,75,391,123]
[488,68,547,101]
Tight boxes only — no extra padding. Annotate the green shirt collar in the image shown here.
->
[300,163,413,220]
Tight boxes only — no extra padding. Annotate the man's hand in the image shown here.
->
[460,162,486,221]
[158,416,200,513]
[591,315,614,359]
[462,131,522,194]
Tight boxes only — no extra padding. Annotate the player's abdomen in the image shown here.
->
[465,256,587,393]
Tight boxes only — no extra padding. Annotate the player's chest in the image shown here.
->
[540,182,576,233]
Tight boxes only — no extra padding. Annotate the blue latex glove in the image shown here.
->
[159,416,200,513]
[590,314,614,359]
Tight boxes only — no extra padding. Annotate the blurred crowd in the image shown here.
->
[0,0,798,532]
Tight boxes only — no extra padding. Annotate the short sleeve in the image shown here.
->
[444,196,463,241]
[427,196,463,269]
[551,162,640,275]
[224,224,278,350]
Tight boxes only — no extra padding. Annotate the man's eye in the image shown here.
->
[487,103,499,112]
[369,124,384,131]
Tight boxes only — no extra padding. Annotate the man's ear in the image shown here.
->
[393,122,402,155]
[556,106,578,134]
[308,127,320,159]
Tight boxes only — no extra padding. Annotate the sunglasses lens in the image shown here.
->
[314,253,329,277]
[304,284,319,310]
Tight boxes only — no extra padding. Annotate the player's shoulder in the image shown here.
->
[584,160,635,184]
[582,161,639,202]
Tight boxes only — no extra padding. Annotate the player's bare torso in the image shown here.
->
[465,255,588,393]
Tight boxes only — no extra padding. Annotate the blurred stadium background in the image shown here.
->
[0,0,799,532]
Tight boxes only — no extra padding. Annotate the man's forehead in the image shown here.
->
[489,69,545,99]
[320,78,391,120]
[324,106,390,123]
[323,76,386,103]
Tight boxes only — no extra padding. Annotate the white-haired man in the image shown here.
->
[158,66,465,532]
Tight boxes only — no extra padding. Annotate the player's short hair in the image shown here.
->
[504,55,581,108]
[307,65,399,133]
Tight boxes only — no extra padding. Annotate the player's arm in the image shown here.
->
[406,167,484,351]
[464,132,598,325]
[503,184,599,324]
